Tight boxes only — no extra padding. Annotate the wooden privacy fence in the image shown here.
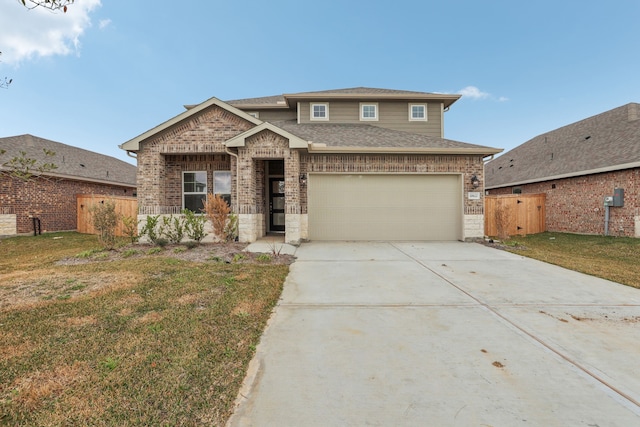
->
[485,193,546,237]
[77,194,138,237]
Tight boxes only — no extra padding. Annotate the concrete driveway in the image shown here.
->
[228,242,640,426]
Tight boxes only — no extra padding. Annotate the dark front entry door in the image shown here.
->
[269,178,285,232]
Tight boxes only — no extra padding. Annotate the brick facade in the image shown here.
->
[134,105,489,243]
[487,168,640,237]
[0,175,135,235]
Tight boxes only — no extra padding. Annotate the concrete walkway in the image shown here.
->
[228,241,640,426]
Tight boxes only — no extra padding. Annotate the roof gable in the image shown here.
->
[1,134,136,186]
[120,97,262,152]
[225,123,308,149]
[486,103,640,188]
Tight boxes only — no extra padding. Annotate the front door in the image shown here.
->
[269,178,285,232]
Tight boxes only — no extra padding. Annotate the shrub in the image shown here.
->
[121,215,139,243]
[203,194,230,241]
[89,200,118,250]
[225,213,239,242]
[140,215,161,245]
[162,215,185,244]
[183,209,208,243]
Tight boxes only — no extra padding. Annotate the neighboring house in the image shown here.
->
[0,134,137,235]
[120,87,501,243]
[485,103,640,237]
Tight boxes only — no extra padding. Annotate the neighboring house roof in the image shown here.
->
[0,134,137,187]
[272,120,499,154]
[226,87,462,109]
[486,103,640,188]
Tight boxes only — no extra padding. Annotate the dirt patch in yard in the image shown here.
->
[55,242,295,266]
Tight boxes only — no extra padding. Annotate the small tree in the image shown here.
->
[20,0,74,12]
[90,200,118,250]
[0,52,11,90]
[0,149,58,181]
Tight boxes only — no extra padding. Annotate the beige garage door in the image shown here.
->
[308,174,462,241]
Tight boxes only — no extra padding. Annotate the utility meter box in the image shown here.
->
[604,196,614,207]
[613,188,624,207]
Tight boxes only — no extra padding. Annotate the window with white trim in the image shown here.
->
[310,103,329,120]
[183,171,207,212]
[409,104,427,121]
[214,171,232,206]
[360,103,378,121]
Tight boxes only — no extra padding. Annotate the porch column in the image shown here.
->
[236,148,259,242]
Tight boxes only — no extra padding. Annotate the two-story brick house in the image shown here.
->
[120,87,501,243]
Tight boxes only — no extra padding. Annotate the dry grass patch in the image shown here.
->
[494,232,640,288]
[0,232,290,426]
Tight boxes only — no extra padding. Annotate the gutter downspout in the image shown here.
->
[225,145,239,212]
[126,151,137,160]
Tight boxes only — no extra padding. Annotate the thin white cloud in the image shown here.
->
[0,0,101,65]
[458,86,490,100]
[99,19,111,30]
[457,86,509,102]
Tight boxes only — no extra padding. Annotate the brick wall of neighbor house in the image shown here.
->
[0,176,134,234]
[487,169,640,237]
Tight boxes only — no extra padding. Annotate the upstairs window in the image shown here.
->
[409,104,427,121]
[311,103,329,121]
[360,103,378,121]
[183,171,207,212]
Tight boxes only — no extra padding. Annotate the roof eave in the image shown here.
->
[307,144,502,156]
[282,93,462,108]
[227,103,290,110]
[485,160,640,189]
[119,97,263,152]
[225,122,309,149]
[0,168,136,187]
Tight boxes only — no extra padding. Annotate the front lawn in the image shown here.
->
[496,232,640,289]
[0,233,289,426]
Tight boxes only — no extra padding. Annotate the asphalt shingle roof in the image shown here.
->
[271,120,494,150]
[1,134,137,186]
[486,103,640,188]
[226,87,449,106]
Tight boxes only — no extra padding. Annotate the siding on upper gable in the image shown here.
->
[297,101,443,137]
[247,110,297,122]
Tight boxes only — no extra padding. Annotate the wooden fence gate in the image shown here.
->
[77,195,138,237]
[485,193,546,237]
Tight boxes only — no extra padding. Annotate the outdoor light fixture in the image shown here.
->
[299,173,307,184]
[470,174,480,188]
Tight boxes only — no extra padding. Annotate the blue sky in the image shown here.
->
[1,0,639,165]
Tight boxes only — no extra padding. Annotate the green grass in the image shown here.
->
[0,232,288,426]
[503,232,640,288]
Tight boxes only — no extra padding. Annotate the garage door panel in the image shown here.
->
[308,174,461,241]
